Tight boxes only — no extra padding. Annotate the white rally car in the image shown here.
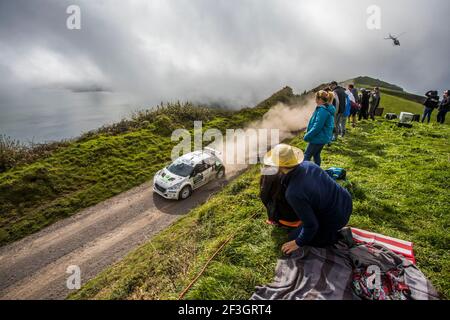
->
[153,149,225,200]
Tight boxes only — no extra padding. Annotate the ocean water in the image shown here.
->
[0,90,148,143]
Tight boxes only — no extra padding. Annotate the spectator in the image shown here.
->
[330,81,347,140]
[358,89,371,120]
[348,84,360,127]
[369,87,381,120]
[437,90,450,124]
[422,91,440,123]
[303,90,335,167]
[342,87,355,135]
[263,144,353,255]
[259,166,301,228]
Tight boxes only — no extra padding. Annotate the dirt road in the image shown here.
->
[0,174,239,300]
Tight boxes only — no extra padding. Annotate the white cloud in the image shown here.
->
[4,47,107,88]
[0,0,449,140]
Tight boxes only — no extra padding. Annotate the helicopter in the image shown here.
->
[385,33,406,46]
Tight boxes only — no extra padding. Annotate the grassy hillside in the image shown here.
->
[0,87,300,246]
[70,97,450,300]
[379,88,425,105]
[380,93,424,115]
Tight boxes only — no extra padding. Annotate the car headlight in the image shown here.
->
[168,182,183,190]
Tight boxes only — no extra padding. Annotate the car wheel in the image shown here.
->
[216,168,225,179]
[179,185,192,200]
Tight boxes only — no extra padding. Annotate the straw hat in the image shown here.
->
[263,144,304,168]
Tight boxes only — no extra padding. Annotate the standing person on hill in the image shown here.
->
[369,87,381,120]
[348,84,360,127]
[303,91,335,167]
[341,88,355,136]
[358,88,371,120]
[330,81,347,140]
[422,90,440,123]
[437,90,450,124]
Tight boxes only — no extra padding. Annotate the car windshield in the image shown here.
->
[167,161,194,177]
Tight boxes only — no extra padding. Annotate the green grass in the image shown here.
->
[0,87,298,246]
[69,108,450,300]
[379,88,425,105]
[380,93,424,115]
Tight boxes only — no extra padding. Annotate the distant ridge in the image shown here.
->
[346,76,425,104]
[349,76,404,92]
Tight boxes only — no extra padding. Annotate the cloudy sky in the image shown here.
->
[0,0,449,141]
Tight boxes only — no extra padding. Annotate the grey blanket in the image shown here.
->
[251,232,439,300]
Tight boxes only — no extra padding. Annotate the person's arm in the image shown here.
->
[286,194,319,247]
[370,93,376,106]
[334,92,340,113]
[259,175,274,207]
[304,109,327,142]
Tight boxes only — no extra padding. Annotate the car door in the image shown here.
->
[202,159,215,182]
[192,163,208,189]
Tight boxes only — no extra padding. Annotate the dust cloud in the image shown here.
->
[208,97,317,175]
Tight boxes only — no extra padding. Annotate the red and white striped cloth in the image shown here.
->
[351,228,416,264]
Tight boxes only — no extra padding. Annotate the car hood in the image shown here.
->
[154,168,188,188]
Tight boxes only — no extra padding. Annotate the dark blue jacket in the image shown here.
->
[333,86,347,114]
[439,96,450,112]
[304,104,335,145]
[283,162,352,247]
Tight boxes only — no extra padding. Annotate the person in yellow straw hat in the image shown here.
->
[260,166,302,228]
[263,144,352,256]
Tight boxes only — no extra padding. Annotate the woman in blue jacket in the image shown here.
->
[303,91,336,167]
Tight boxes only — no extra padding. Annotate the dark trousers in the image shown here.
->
[437,110,448,124]
[304,143,325,167]
[266,200,298,223]
[422,107,434,123]
[369,106,378,120]
[358,106,369,120]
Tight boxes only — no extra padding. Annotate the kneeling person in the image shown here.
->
[264,144,353,256]
[260,166,302,228]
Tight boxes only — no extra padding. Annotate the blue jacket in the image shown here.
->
[304,104,335,145]
[283,162,353,247]
[344,95,351,117]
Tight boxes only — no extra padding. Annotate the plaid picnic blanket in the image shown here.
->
[251,228,439,300]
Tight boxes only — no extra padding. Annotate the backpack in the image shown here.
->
[325,167,347,180]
